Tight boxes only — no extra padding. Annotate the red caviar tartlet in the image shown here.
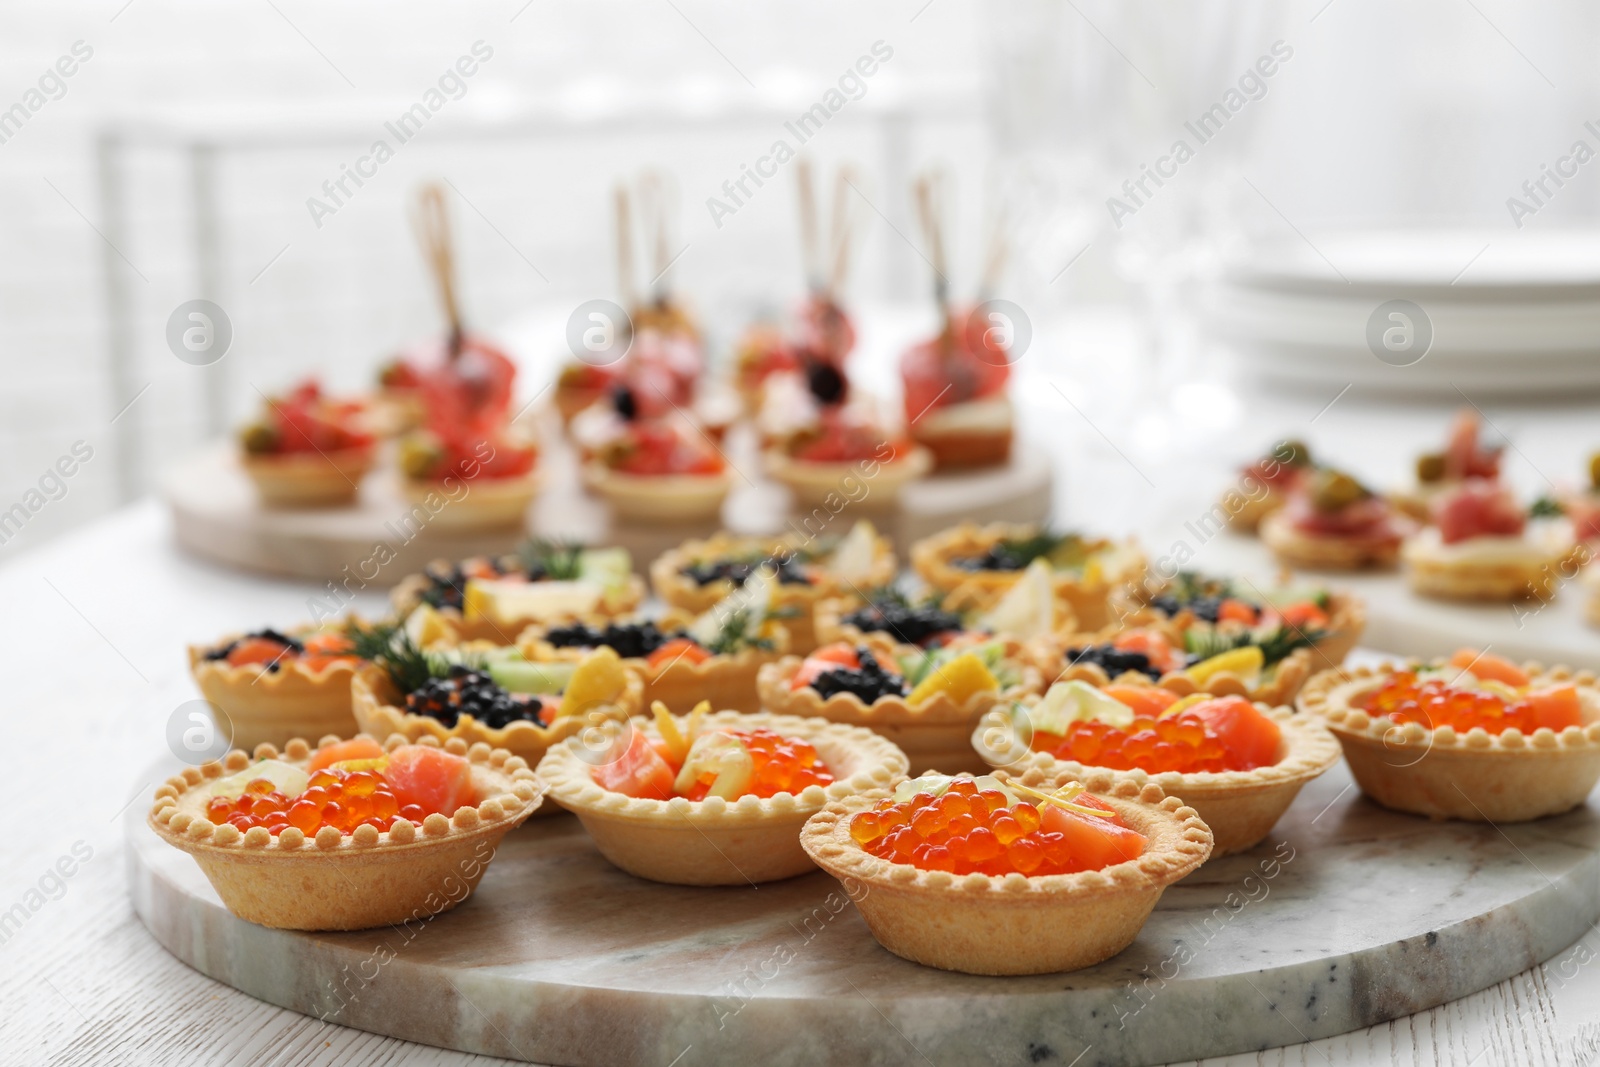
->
[800,769,1211,974]
[1299,649,1600,822]
[148,733,544,930]
[539,706,907,885]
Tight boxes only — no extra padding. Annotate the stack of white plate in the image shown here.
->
[1206,229,1600,397]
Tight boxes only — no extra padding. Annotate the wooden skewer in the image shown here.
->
[796,158,821,293]
[829,166,863,296]
[913,169,950,317]
[977,188,1012,302]
[636,169,674,303]
[614,183,637,314]
[411,183,463,355]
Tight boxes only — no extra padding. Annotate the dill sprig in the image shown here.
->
[518,537,584,580]
[705,608,775,656]
[1183,624,1329,668]
[347,622,456,694]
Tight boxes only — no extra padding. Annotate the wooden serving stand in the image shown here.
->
[162,426,1053,581]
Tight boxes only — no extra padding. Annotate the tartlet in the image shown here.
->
[539,709,908,885]
[1299,658,1600,822]
[351,656,643,768]
[1401,481,1576,602]
[398,462,541,531]
[391,544,647,645]
[1041,630,1317,708]
[1113,572,1366,676]
[242,448,375,508]
[757,635,1044,774]
[649,522,897,654]
[911,522,1146,631]
[1223,439,1313,532]
[585,466,732,522]
[975,692,1339,856]
[800,767,1212,975]
[236,379,377,508]
[518,613,789,714]
[187,628,362,750]
[147,733,544,930]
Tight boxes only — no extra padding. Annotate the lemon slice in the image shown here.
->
[1028,679,1135,733]
[1186,646,1264,687]
[403,604,450,648]
[829,520,879,583]
[1157,693,1211,719]
[907,652,999,705]
[977,558,1058,637]
[558,646,628,717]
[462,578,605,627]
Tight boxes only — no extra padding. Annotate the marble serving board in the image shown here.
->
[162,427,1052,582]
[128,764,1600,1067]
[1165,519,1600,672]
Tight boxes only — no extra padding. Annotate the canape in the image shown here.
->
[237,380,376,507]
[649,520,896,654]
[351,635,641,769]
[1259,468,1413,571]
[762,363,931,508]
[1389,409,1503,524]
[1299,648,1600,822]
[148,733,544,930]
[975,680,1338,856]
[398,425,540,530]
[800,770,1211,975]
[911,522,1146,631]
[188,626,363,750]
[581,386,731,522]
[519,572,789,713]
[757,634,1044,774]
[391,540,645,645]
[1402,480,1577,601]
[371,353,427,435]
[539,705,907,885]
[1116,570,1365,676]
[900,306,1014,470]
[1224,439,1313,532]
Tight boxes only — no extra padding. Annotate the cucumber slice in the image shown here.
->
[578,547,633,590]
[489,659,577,695]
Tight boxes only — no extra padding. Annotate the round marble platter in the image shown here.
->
[161,428,1052,583]
[128,762,1600,1067]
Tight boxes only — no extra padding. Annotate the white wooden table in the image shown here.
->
[7,333,1600,1064]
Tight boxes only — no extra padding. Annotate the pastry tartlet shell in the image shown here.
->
[1040,632,1318,707]
[649,529,897,654]
[147,733,544,930]
[755,635,1045,775]
[401,470,541,531]
[910,522,1147,631]
[800,767,1212,975]
[974,699,1339,857]
[187,640,360,751]
[538,710,909,885]
[241,446,374,508]
[1298,660,1600,822]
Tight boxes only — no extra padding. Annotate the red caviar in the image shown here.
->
[1357,671,1582,736]
[594,726,835,801]
[851,777,1144,877]
[1035,696,1282,774]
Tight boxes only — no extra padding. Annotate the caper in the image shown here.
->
[238,421,279,455]
[399,434,445,479]
[1276,439,1312,468]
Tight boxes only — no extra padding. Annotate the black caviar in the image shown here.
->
[842,601,964,647]
[416,556,529,613]
[680,553,812,589]
[405,665,546,729]
[1062,643,1170,681]
[810,647,908,703]
[543,620,680,660]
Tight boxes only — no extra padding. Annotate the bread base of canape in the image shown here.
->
[187,646,359,751]
[538,711,908,885]
[1299,661,1600,822]
[148,734,544,930]
[764,446,932,509]
[977,702,1339,857]
[401,472,540,530]
[1402,526,1576,602]
[584,465,731,523]
[242,447,375,508]
[800,768,1211,975]
[1259,510,1403,571]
